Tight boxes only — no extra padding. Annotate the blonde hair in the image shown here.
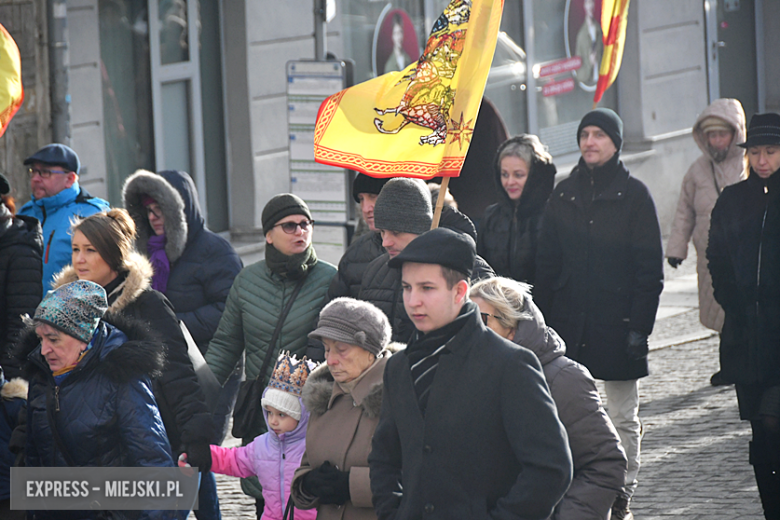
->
[497,134,553,169]
[71,209,137,273]
[469,276,534,331]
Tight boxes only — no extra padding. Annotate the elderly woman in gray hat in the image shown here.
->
[291,298,400,520]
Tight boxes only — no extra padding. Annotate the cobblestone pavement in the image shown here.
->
[203,245,765,519]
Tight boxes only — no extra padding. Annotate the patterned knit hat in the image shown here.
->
[261,352,316,421]
[34,281,107,343]
[373,178,432,235]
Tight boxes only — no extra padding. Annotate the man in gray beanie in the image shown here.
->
[357,178,433,342]
[535,109,664,520]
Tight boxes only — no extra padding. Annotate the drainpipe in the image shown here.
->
[314,0,326,60]
[48,0,71,145]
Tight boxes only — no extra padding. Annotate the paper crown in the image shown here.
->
[268,352,315,396]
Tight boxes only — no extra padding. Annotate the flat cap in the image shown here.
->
[388,227,475,277]
[24,144,81,174]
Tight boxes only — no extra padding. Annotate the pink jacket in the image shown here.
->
[211,393,316,520]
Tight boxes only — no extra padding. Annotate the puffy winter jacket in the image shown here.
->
[20,314,175,520]
[18,182,109,295]
[327,231,385,301]
[123,170,243,352]
[0,215,42,357]
[666,98,747,332]
[210,387,315,520]
[478,139,556,283]
[53,253,213,453]
[512,299,626,519]
[205,258,335,498]
[0,371,26,501]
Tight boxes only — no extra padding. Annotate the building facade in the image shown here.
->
[1,0,778,244]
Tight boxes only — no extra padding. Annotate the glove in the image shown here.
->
[302,461,351,505]
[626,330,649,360]
[184,441,212,473]
[667,257,683,268]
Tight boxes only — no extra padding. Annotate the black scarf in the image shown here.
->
[406,301,477,415]
[265,242,318,280]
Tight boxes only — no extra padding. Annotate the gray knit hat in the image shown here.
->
[34,281,108,343]
[308,298,391,356]
[373,178,432,235]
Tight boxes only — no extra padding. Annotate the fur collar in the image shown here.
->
[15,312,166,384]
[53,252,153,314]
[122,169,188,263]
[302,343,403,419]
[1,378,28,400]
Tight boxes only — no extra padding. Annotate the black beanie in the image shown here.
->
[262,193,312,234]
[0,173,9,196]
[577,108,623,151]
[352,174,391,203]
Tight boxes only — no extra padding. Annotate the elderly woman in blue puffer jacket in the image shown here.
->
[19,280,176,520]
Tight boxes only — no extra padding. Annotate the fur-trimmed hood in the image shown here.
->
[303,343,403,419]
[16,312,166,384]
[122,169,193,263]
[0,376,28,400]
[53,252,154,314]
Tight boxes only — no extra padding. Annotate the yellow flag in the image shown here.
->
[0,23,23,138]
[594,0,630,104]
[314,0,504,179]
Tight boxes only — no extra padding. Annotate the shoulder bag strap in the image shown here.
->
[256,277,307,385]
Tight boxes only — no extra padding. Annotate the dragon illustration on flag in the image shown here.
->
[313,0,503,179]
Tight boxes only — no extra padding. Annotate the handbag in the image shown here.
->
[180,321,221,413]
[231,277,306,438]
[284,496,295,520]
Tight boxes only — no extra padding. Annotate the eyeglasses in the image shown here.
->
[274,220,314,234]
[27,167,68,179]
[146,206,163,219]
[480,312,502,326]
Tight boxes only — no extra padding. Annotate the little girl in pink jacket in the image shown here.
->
[209,354,317,520]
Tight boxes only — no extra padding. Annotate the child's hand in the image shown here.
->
[177,453,191,468]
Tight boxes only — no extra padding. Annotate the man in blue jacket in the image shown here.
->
[17,144,109,295]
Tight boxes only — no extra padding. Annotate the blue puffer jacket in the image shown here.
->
[123,170,242,352]
[18,182,109,295]
[20,314,175,520]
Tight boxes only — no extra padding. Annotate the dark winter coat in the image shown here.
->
[535,154,664,381]
[0,215,42,357]
[707,169,780,419]
[20,314,175,520]
[123,169,243,352]
[369,302,572,520]
[0,372,26,501]
[327,231,385,301]
[53,252,213,453]
[512,300,626,519]
[478,143,556,283]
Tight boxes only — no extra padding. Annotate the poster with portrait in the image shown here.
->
[564,0,603,91]
[372,6,421,77]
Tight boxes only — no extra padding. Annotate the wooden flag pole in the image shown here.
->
[430,177,450,230]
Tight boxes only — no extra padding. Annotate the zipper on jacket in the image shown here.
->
[41,205,47,226]
[756,193,769,315]
[44,230,55,264]
[54,385,60,412]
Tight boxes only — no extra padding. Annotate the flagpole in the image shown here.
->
[430,177,450,230]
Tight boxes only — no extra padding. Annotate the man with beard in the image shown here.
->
[666,99,747,386]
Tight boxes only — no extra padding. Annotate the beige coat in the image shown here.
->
[291,347,398,520]
[666,98,746,331]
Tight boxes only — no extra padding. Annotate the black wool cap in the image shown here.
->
[577,108,624,151]
[739,113,780,148]
[388,227,476,278]
[262,193,312,234]
[352,174,391,203]
[23,143,81,174]
[0,172,9,195]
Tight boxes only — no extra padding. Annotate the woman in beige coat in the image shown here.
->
[291,298,399,520]
[666,98,747,333]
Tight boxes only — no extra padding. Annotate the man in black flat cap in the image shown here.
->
[17,144,109,295]
[535,108,664,520]
[369,227,572,520]
[707,112,780,518]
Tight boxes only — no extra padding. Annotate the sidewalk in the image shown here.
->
[205,246,764,519]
